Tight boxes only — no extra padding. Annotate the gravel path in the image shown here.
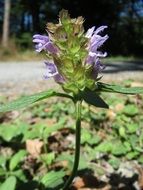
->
[0,61,143,95]
[0,61,59,96]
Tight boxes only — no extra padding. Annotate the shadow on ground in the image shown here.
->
[103,61,143,73]
[70,168,139,190]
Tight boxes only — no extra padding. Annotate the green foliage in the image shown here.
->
[108,157,120,169]
[9,150,27,171]
[16,33,33,49]
[0,86,142,189]
[123,105,139,116]
[97,82,143,94]
[40,170,65,188]
[82,88,109,109]
[0,90,72,112]
[0,90,56,112]
[0,124,20,142]
[0,176,17,190]
[40,153,55,166]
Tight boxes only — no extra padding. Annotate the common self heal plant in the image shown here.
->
[1,10,143,190]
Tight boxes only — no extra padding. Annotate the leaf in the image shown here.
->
[126,123,139,133]
[40,170,65,188]
[124,141,132,151]
[0,90,73,112]
[0,176,17,190]
[22,123,44,141]
[56,153,74,170]
[119,127,126,138]
[89,163,105,176]
[43,117,66,138]
[128,134,138,147]
[0,168,6,177]
[9,150,27,171]
[108,157,120,169]
[95,141,113,153]
[40,153,55,166]
[12,169,27,182]
[0,156,7,169]
[138,156,143,164]
[134,146,143,153]
[126,151,139,160]
[82,88,109,109]
[123,105,139,116]
[88,135,101,145]
[97,82,143,94]
[0,124,20,142]
[111,142,127,156]
[81,129,92,144]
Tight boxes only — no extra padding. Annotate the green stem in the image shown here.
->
[62,100,82,190]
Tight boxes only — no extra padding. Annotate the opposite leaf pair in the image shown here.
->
[1,82,143,112]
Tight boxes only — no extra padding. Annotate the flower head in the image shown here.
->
[33,10,108,95]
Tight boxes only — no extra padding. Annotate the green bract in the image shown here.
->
[47,10,95,95]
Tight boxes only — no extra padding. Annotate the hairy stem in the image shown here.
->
[62,101,82,190]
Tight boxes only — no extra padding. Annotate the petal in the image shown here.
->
[92,59,105,79]
[85,26,95,38]
[94,26,108,35]
[87,56,95,64]
[54,74,65,84]
[33,34,49,41]
[86,52,97,64]
[45,42,58,53]
[44,62,65,83]
[33,39,46,44]
[90,35,109,51]
[90,34,100,44]
[95,51,107,57]
[36,42,50,52]
[36,42,58,53]
[95,59,106,71]
[91,34,108,46]
[33,34,58,53]
[44,62,58,78]
[45,62,57,73]
[86,51,107,64]
[35,44,43,52]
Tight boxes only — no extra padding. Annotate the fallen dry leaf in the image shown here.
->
[98,184,111,190]
[114,103,124,112]
[107,109,116,120]
[26,139,44,158]
[135,165,143,189]
[73,177,85,189]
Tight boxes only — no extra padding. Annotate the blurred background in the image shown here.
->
[0,0,143,60]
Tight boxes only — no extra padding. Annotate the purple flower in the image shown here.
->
[86,26,108,63]
[44,62,65,84]
[33,34,58,53]
[85,26,95,38]
[86,25,108,78]
[92,59,106,79]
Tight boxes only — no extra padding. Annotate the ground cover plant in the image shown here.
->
[0,10,143,190]
[0,88,143,190]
